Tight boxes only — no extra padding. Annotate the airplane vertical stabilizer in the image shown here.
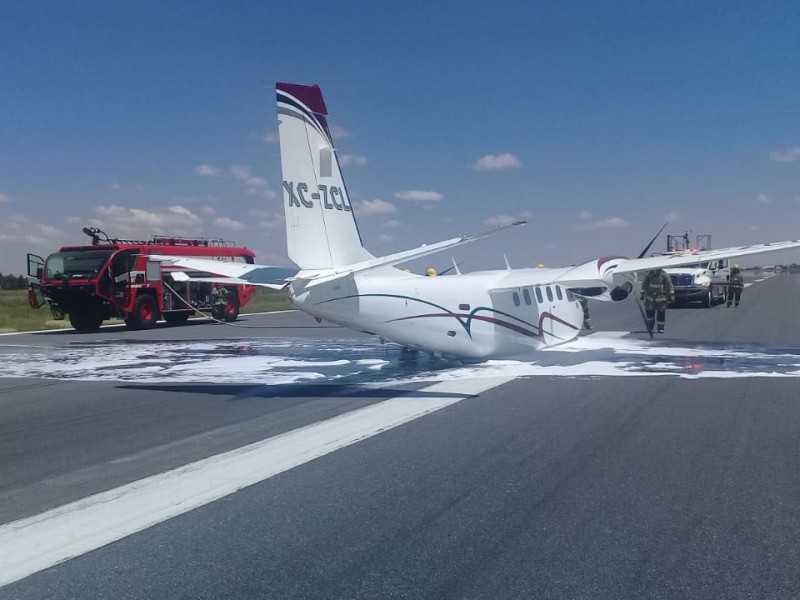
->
[276,83,375,270]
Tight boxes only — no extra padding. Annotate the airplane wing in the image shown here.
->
[154,220,525,286]
[613,239,800,273]
[322,220,527,278]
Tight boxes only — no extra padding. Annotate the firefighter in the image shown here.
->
[578,296,592,330]
[211,284,228,316]
[727,264,744,307]
[640,268,675,333]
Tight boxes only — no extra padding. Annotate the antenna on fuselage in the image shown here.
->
[503,254,511,270]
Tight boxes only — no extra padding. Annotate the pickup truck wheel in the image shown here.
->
[125,294,159,330]
[702,289,712,308]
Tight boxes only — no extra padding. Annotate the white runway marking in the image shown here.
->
[0,376,511,587]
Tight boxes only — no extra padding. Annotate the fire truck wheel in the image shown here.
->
[68,310,103,332]
[164,310,191,326]
[125,294,159,330]
[224,293,240,322]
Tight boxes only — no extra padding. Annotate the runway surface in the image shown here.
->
[2,274,800,598]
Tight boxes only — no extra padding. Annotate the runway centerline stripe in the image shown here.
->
[0,376,512,588]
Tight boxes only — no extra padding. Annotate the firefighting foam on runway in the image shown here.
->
[2,333,800,384]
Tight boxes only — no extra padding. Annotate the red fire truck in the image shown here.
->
[27,227,257,332]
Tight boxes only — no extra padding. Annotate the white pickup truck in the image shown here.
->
[664,258,731,307]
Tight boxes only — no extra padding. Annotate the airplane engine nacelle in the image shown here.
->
[610,282,633,301]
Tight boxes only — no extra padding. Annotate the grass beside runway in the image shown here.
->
[0,288,292,333]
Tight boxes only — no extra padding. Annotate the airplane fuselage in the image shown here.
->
[291,269,584,359]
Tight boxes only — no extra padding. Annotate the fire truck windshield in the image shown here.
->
[45,250,114,280]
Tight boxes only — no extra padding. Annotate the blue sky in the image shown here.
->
[1,0,799,275]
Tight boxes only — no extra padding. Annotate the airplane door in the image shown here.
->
[544,285,556,339]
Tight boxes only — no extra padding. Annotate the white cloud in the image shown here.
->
[0,191,11,204]
[573,217,629,231]
[770,147,800,162]
[339,154,368,167]
[329,125,352,139]
[663,212,681,222]
[196,164,276,198]
[107,182,122,191]
[382,219,403,229]
[473,153,522,171]
[214,217,247,231]
[394,190,444,203]
[483,214,528,228]
[85,204,215,240]
[757,193,771,204]
[200,206,218,216]
[167,205,201,222]
[378,234,394,243]
[195,164,223,177]
[254,211,284,229]
[749,224,759,230]
[261,131,279,143]
[356,199,396,216]
[577,210,593,220]
[0,216,73,265]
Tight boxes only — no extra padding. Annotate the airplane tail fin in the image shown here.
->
[276,83,375,270]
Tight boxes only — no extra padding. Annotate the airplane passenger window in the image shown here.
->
[535,287,543,303]
[523,289,531,305]
[513,292,520,307]
[556,286,563,300]
[546,286,554,301]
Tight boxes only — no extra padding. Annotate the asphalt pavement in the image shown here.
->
[1,274,800,599]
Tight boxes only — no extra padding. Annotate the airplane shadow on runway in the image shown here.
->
[115,344,471,401]
[116,381,472,401]
[32,317,341,336]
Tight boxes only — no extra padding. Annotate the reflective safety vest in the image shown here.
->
[729,272,744,289]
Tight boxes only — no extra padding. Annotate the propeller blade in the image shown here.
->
[637,222,669,259]
[438,261,464,276]
[635,295,654,339]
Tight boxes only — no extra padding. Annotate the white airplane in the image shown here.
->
[162,82,800,360]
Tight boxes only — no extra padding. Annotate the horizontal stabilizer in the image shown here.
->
[153,255,297,289]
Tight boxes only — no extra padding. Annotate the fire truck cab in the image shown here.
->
[27,227,257,332]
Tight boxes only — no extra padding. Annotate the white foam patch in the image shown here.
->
[1,335,799,384]
[543,334,762,358]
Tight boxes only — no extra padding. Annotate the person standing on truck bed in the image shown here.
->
[640,268,675,334]
[727,264,744,307]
